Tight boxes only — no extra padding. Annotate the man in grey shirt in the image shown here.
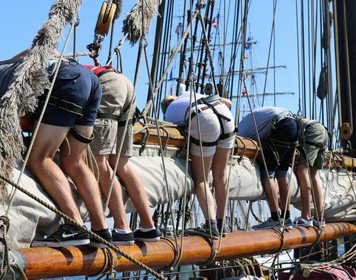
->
[238,107,299,229]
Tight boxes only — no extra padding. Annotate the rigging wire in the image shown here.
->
[261,0,278,107]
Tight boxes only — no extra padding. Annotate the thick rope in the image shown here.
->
[6,22,75,216]
[123,0,161,45]
[0,174,165,280]
[0,0,82,193]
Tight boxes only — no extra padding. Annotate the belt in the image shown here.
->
[189,101,221,120]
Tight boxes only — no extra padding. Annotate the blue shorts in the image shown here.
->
[36,65,102,127]
[262,118,299,178]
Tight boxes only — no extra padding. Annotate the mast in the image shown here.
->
[334,0,356,151]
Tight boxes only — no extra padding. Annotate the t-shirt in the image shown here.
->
[237,106,290,142]
[165,91,205,126]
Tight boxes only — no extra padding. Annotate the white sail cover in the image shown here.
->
[1,145,355,249]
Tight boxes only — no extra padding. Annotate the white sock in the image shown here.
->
[139,227,155,232]
[113,228,132,234]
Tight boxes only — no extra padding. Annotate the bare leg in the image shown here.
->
[277,176,291,213]
[95,155,130,231]
[60,125,107,231]
[212,148,231,220]
[262,176,279,213]
[310,168,324,220]
[191,155,215,221]
[110,155,154,228]
[296,164,312,220]
[27,123,83,225]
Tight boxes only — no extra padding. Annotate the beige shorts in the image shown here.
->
[90,71,135,157]
[90,118,133,157]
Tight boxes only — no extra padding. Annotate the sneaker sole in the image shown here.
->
[89,241,112,248]
[134,237,160,242]
[112,240,135,246]
[32,239,90,247]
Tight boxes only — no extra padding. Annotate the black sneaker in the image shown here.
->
[112,230,135,245]
[186,224,219,240]
[134,228,161,242]
[89,228,112,248]
[31,224,90,247]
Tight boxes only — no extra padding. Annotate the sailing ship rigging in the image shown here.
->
[0,0,355,279]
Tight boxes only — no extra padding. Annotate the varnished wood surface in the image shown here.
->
[14,223,356,278]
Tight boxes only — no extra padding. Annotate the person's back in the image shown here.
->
[237,106,289,142]
[238,106,299,230]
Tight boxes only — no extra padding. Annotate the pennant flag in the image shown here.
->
[212,17,217,28]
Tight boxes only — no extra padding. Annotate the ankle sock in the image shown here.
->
[205,219,218,230]
[139,227,156,232]
[113,228,132,234]
[281,209,290,220]
[217,218,224,230]
[271,211,279,221]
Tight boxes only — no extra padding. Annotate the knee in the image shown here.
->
[60,154,82,175]
[213,169,227,183]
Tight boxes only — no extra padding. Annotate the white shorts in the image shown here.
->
[189,102,235,157]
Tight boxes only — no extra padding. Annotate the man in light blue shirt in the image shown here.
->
[238,107,299,229]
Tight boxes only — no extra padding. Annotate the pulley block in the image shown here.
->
[95,1,117,37]
[340,122,353,141]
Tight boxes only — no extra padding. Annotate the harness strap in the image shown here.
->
[39,96,84,116]
[271,111,296,129]
[219,130,236,140]
[69,128,94,144]
[96,112,120,121]
[266,137,299,166]
[269,137,299,149]
[190,136,218,147]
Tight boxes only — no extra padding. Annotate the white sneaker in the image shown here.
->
[312,218,326,228]
[283,218,294,230]
[252,217,280,230]
[294,216,313,227]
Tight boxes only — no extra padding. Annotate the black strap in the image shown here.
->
[190,136,218,147]
[96,112,121,121]
[219,130,236,140]
[97,68,117,77]
[39,96,83,116]
[69,128,94,144]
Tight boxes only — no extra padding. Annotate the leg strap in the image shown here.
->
[69,128,94,144]
[190,136,218,147]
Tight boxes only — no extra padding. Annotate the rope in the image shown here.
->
[0,0,83,195]
[142,8,200,117]
[143,40,180,264]
[6,22,75,216]
[261,0,278,107]
[0,174,165,280]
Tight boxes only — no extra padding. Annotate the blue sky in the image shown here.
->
[0,1,324,120]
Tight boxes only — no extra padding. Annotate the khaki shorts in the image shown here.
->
[90,71,135,157]
[299,122,328,169]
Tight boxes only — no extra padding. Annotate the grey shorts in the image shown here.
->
[299,123,328,169]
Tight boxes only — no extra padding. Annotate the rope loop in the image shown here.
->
[199,237,218,267]
[140,36,149,48]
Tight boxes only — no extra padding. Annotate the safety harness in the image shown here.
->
[37,59,96,144]
[84,65,137,127]
[185,94,236,147]
[296,119,328,166]
[265,111,299,166]
[39,59,86,117]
